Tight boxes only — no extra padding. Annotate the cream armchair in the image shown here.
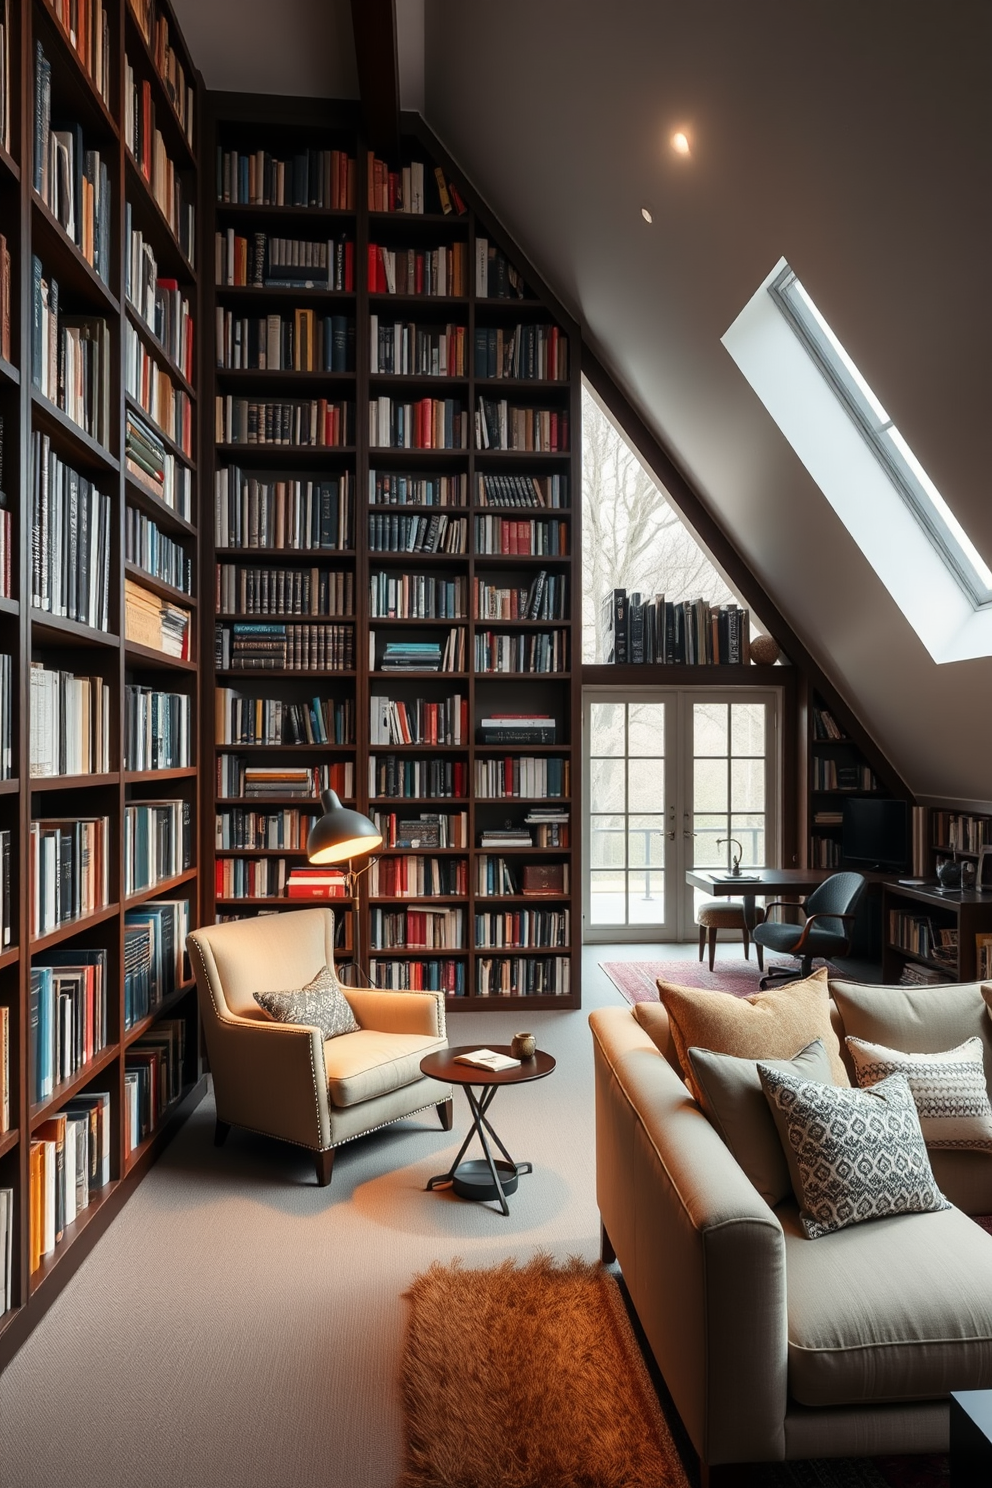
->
[187,909,453,1186]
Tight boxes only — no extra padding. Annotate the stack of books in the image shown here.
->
[478,714,557,745]
[286,866,348,900]
[125,409,191,519]
[124,579,191,658]
[379,639,441,672]
[479,827,533,848]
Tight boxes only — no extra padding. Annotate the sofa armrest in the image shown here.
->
[206,1013,331,1151]
[344,988,446,1039]
[589,1006,788,1466]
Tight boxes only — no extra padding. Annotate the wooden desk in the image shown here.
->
[686,868,830,932]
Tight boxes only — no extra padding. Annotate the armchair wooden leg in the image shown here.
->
[437,1098,454,1131]
[698,924,706,962]
[708,926,717,972]
[214,1119,231,1147]
[601,1222,616,1265]
[315,1149,335,1187]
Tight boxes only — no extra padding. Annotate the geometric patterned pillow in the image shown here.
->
[757,1065,951,1239]
[253,963,360,1040]
[846,1035,992,1152]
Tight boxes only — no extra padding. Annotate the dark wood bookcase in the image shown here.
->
[202,97,582,1012]
[0,0,206,1371]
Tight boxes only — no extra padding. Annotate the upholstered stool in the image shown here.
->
[696,899,765,971]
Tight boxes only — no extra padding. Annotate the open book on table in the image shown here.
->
[454,1049,521,1072]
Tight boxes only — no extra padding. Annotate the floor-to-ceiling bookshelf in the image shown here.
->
[0,0,205,1370]
[203,98,581,1011]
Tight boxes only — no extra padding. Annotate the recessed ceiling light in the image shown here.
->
[671,131,690,156]
[641,206,653,224]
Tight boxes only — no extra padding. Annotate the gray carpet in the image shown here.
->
[0,947,661,1488]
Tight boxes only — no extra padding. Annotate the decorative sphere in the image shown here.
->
[750,635,781,666]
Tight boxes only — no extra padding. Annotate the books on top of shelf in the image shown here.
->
[0,830,10,945]
[125,577,192,657]
[370,906,464,950]
[29,663,111,776]
[474,756,569,799]
[601,590,752,666]
[369,856,466,897]
[369,959,466,996]
[473,629,567,674]
[454,1048,520,1072]
[474,239,527,300]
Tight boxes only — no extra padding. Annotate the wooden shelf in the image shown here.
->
[30,1044,120,1129]
[30,903,121,955]
[124,869,198,909]
[124,152,196,281]
[30,191,121,316]
[125,303,197,401]
[125,473,198,537]
[124,641,197,671]
[29,388,119,472]
[30,772,120,792]
[124,562,197,607]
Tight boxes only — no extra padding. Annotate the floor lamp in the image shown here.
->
[306,789,382,985]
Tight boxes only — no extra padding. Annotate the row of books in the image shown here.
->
[215,621,355,672]
[977,934,992,981]
[126,408,192,520]
[473,325,568,382]
[0,830,10,946]
[370,810,468,849]
[30,949,108,1101]
[215,231,354,291]
[125,57,196,264]
[215,468,352,551]
[125,213,195,382]
[477,473,568,509]
[123,900,189,1028]
[480,815,571,846]
[480,719,560,749]
[215,564,353,618]
[0,654,8,779]
[124,685,191,771]
[46,0,110,104]
[30,1092,111,1272]
[474,240,526,299]
[370,695,469,747]
[474,757,570,799]
[127,0,195,143]
[123,799,191,895]
[368,243,466,298]
[474,909,570,947]
[31,260,111,445]
[373,632,465,673]
[368,858,468,898]
[369,959,466,995]
[370,907,464,950]
[475,572,566,620]
[217,147,355,209]
[30,434,112,627]
[477,859,569,896]
[368,755,468,801]
[125,504,193,593]
[125,1020,185,1154]
[0,1185,10,1309]
[369,471,467,508]
[368,512,468,554]
[124,577,192,657]
[215,809,318,852]
[476,957,571,997]
[370,318,466,377]
[125,323,193,455]
[366,156,444,216]
[602,592,753,666]
[215,691,354,746]
[368,396,468,450]
[30,816,110,938]
[216,310,354,372]
[34,43,112,284]
[29,664,111,777]
[214,857,292,900]
[473,630,568,674]
[370,573,467,620]
[216,758,353,802]
[0,235,10,362]
[0,1006,6,1126]
[474,516,569,555]
[811,706,846,741]
[888,911,957,967]
[215,396,353,448]
[932,812,992,855]
[476,399,569,452]
[812,759,877,791]
[809,835,842,868]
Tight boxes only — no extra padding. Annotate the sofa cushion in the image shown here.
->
[254,963,360,1040]
[830,980,992,1097]
[782,1201,992,1406]
[846,1034,992,1152]
[758,1066,950,1239]
[651,966,849,1094]
[323,1029,445,1108]
[687,1038,836,1208]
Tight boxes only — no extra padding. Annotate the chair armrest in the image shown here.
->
[344,988,446,1039]
[206,1013,331,1149]
[787,909,858,951]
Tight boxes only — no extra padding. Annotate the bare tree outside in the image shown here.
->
[581,384,740,661]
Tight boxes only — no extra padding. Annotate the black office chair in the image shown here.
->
[752,872,866,989]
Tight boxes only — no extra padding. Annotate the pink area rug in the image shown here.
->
[600,956,802,1004]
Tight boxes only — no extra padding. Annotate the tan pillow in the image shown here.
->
[645,966,849,1095]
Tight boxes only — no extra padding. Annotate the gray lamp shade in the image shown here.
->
[307,790,382,865]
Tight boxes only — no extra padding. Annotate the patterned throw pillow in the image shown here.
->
[846,1035,992,1152]
[757,1064,950,1239]
[254,964,360,1040]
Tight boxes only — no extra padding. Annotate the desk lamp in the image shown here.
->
[307,790,382,984]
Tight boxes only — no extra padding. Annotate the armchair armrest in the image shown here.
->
[343,987,446,1039]
[207,1013,331,1150]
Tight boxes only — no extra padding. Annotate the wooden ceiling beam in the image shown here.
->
[350,0,400,157]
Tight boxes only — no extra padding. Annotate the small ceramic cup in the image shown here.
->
[511,1032,537,1060]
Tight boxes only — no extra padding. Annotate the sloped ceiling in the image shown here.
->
[171,0,357,98]
[423,0,992,808]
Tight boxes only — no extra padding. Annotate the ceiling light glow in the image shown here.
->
[641,206,653,223]
[671,131,690,156]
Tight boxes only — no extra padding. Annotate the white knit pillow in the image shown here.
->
[846,1034,992,1152]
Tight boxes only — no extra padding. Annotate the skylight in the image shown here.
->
[722,258,992,665]
[769,266,992,608]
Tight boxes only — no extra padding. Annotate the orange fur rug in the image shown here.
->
[398,1254,690,1488]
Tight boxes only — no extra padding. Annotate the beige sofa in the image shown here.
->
[589,979,992,1478]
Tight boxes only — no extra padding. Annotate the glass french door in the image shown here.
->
[583,689,779,942]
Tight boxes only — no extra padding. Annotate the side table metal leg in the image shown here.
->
[466,1087,511,1217]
